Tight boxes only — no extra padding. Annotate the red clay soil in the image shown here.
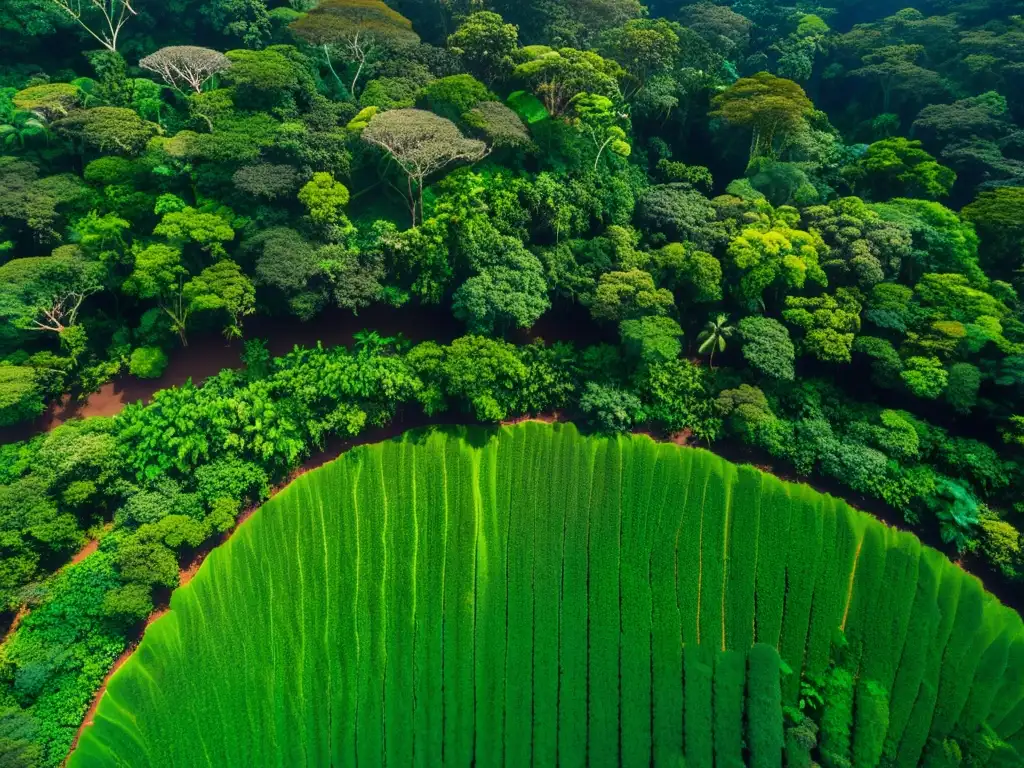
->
[68,538,100,567]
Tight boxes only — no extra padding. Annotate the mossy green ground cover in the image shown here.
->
[71,423,1024,766]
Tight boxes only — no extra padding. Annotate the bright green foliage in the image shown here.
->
[782,289,862,363]
[900,355,948,399]
[513,46,623,117]
[962,187,1024,274]
[728,222,828,308]
[447,11,519,86]
[419,74,493,121]
[297,172,350,228]
[590,269,674,322]
[820,667,855,768]
[153,207,235,259]
[0,365,43,426]
[710,73,813,162]
[127,346,168,379]
[852,680,889,768]
[748,643,784,768]
[619,315,682,366]
[66,423,1024,768]
[53,107,159,154]
[738,315,795,380]
[844,138,956,200]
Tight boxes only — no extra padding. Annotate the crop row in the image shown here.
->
[72,423,1024,766]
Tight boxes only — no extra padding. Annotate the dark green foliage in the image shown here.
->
[747,643,784,768]
[714,650,746,768]
[3,0,1024,763]
[820,667,855,768]
[852,680,889,768]
[685,643,714,768]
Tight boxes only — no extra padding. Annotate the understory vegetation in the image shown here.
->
[70,424,1024,767]
[2,0,1024,762]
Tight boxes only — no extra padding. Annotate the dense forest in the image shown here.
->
[2,0,1024,763]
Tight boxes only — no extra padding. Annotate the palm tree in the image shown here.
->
[697,313,734,368]
[0,110,51,149]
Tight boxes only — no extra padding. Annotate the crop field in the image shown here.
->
[71,423,1024,766]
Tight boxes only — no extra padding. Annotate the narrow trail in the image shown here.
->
[0,303,602,445]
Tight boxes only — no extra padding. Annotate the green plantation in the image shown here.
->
[71,423,1024,767]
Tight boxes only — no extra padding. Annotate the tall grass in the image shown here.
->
[70,423,1024,767]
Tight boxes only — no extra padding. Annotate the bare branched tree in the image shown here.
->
[361,109,488,226]
[139,46,233,94]
[44,0,139,52]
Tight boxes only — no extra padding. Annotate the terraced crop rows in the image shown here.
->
[71,423,1024,766]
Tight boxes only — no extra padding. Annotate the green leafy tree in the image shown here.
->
[447,11,519,86]
[569,92,631,171]
[803,196,911,288]
[361,109,487,226]
[128,346,168,379]
[709,73,813,163]
[590,269,674,322]
[900,355,947,399]
[298,171,351,229]
[619,315,682,366]
[962,187,1024,276]
[579,381,645,433]
[738,315,795,380]
[12,83,80,119]
[727,221,828,308]
[123,245,253,344]
[945,362,980,414]
[640,357,720,438]
[0,365,44,427]
[153,207,235,260]
[782,289,862,364]
[419,74,493,122]
[184,259,256,340]
[680,2,751,57]
[634,185,721,250]
[513,46,623,117]
[407,335,526,421]
[651,243,722,303]
[202,0,271,47]
[0,254,103,340]
[847,44,949,114]
[870,198,982,283]
[289,0,419,97]
[597,18,680,99]
[843,138,956,201]
[53,106,159,155]
[452,239,549,335]
[696,312,734,368]
[462,101,531,148]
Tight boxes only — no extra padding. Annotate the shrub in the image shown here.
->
[738,316,795,380]
[128,346,169,379]
[579,382,644,433]
[0,365,44,427]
